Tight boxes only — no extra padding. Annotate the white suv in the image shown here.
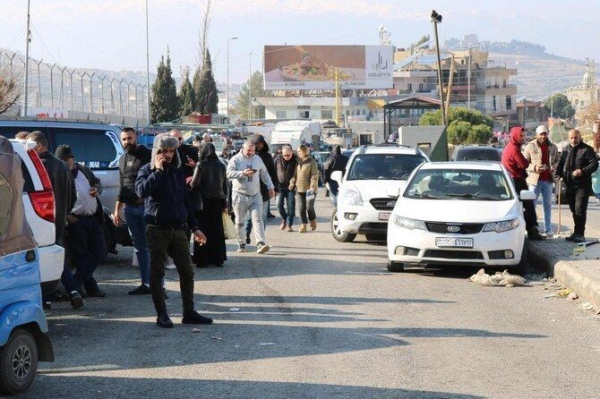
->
[330,144,429,242]
[10,139,64,295]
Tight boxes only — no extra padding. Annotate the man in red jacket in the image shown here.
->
[501,126,544,240]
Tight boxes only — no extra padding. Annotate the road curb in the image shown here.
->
[529,243,600,311]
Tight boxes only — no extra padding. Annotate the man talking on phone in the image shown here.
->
[136,133,212,328]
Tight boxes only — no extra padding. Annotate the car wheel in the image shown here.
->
[387,260,405,273]
[0,330,38,395]
[330,209,356,243]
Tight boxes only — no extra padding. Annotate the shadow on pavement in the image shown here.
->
[25,377,486,399]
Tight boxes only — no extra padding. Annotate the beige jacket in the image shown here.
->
[290,157,319,193]
[523,138,559,186]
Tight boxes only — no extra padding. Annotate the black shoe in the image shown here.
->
[573,234,586,243]
[246,236,251,245]
[86,288,107,298]
[49,290,70,303]
[528,229,545,241]
[163,288,169,300]
[70,291,84,310]
[128,284,151,295]
[43,301,51,310]
[156,312,173,328]
[565,234,576,242]
[267,212,276,219]
[182,310,213,325]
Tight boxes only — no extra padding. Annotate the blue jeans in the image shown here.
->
[529,180,553,234]
[277,188,296,226]
[124,204,150,285]
[245,200,269,238]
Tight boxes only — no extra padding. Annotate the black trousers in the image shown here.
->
[513,178,538,232]
[298,192,316,224]
[566,186,590,236]
[146,226,195,315]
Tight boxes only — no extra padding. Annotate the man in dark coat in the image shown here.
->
[501,126,544,240]
[556,129,599,242]
[27,131,82,309]
[135,133,212,328]
[56,144,107,301]
[323,145,349,207]
[274,145,298,231]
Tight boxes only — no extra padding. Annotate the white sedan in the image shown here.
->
[387,162,535,273]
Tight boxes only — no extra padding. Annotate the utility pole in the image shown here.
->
[49,64,57,109]
[248,52,252,123]
[67,68,76,111]
[23,0,31,116]
[77,71,86,111]
[227,37,238,118]
[431,10,446,126]
[467,47,472,110]
[550,94,554,118]
[145,0,151,125]
[58,66,66,109]
[100,76,108,114]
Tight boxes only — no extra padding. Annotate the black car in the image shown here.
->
[452,145,502,162]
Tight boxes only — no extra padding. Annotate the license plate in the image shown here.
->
[378,212,391,221]
[435,237,473,248]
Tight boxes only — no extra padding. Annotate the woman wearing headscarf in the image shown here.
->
[191,143,228,267]
[289,144,319,233]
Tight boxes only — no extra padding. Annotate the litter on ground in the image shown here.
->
[469,268,527,287]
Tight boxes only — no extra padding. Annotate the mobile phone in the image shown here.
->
[251,169,257,172]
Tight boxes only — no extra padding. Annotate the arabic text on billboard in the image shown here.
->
[263,45,393,90]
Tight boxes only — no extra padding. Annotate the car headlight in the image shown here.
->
[392,215,426,230]
[342,188,363,206]
[482,218,520,233]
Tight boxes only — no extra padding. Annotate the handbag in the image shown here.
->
[222,212,237,239]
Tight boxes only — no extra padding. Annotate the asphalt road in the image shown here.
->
[25,197,600,399]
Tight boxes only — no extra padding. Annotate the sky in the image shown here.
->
[1,0,599,84]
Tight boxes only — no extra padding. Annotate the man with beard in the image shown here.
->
[136,133,212,328]
[556,129,599,242]
[114,127,153,295]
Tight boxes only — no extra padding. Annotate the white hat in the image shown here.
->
[536,125,549,134]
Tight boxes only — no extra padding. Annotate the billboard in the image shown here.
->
[264,45,393,90]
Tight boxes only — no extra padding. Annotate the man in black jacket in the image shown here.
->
[556,129,599,242]
[274,145,298,231]
[27,132,82,309]
[56,144,107,299]
[114,127,152,295]
[135,133,212,328]
[323,145,349,207]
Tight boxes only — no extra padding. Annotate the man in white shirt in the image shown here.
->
[56,144,107,298]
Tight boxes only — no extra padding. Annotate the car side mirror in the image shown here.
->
[331,170,343,184]
[519,190,536,201]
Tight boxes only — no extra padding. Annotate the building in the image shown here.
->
[516,99,549,131]
[565,60,600,111]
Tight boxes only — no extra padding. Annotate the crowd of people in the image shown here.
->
[502,125,599,242]
[16,124,599,327]
[15,127,349,328]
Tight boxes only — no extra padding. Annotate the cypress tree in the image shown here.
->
[193,49,219,114]
[178,70,195,117]
[151,49,179,123]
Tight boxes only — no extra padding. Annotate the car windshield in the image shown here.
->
[404,168,513,201]
[346,154,427,181]
[454,148,501,161]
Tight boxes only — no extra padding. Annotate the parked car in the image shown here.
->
[0,137,54,395]
[10,139,64,296]
[0,119,132,254]
[310,151,329,186]
[451,145,502,162]
[330,144,429,243]
[387,161,533,273]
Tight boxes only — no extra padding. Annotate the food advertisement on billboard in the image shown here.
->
[263,45,393,90]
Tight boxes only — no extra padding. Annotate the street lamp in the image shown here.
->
[248,51,252,123]
[226,37,238,118]
[431,9,446,127]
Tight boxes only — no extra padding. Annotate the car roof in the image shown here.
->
[421,161,504,171]
[456,145,498,151]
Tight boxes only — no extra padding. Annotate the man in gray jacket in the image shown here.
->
[227,140,275,253]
